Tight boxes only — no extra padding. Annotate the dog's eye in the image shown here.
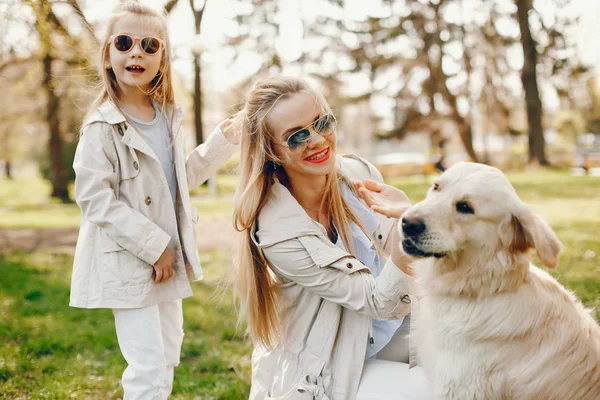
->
[432,183,440,191]
[456,201,474,214]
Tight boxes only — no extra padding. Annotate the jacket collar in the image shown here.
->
[85,100,182,126]
[85,100,183,161]
[97,100,127,124]
[253,182,324,248]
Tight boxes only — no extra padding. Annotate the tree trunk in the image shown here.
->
[191,0,207,147]
[516,0,548,166]
[5,160,12,179]
[193,56,203,146]
[43,53,69,202]
[458,121,478,162]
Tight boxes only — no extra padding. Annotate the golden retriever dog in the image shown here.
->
[401,162,600,400]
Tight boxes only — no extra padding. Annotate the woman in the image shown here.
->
[232,76,429,399]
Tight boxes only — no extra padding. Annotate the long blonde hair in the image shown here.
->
[233,76,375,349]
[87,2,175,124]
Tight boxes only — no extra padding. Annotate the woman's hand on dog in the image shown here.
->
[352,179,411,219]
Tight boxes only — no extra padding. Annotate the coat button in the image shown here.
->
[133,161,139,170]
[378,234,383,240]
[401,294,411,304]
[117,126,124,135]
[297,388,306,393]
[145,196,152,205]
[346,262,353,269]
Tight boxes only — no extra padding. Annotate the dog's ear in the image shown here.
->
[500,208,562,268]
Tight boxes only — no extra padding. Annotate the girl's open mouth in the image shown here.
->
[126,65,145,74]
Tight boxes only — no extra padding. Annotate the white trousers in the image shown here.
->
[113,299,184,400]
[356,360,432,400]
[358,314,432,399]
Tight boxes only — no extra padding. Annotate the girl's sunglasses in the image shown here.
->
[285,114,337,153]
[111,34,163,55]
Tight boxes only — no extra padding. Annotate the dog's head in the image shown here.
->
[401,162,562,270]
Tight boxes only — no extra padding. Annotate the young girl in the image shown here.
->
[232,76,431,399]
[70,3,237,398]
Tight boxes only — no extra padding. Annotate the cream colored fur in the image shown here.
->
[403,162,600,400]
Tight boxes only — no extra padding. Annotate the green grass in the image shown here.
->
[0,169,599,398]
[0,250,251,399]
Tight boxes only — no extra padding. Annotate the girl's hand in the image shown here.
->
[219,119,240,145]
[352,179,411,219]
[153,248,174,283]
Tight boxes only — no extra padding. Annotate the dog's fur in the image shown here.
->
[402,162,600,400]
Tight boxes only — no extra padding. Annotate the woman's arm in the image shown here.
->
[262,235,412,320]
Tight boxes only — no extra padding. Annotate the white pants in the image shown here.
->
[356,360,432,400]
[113,299,184,400]
[376,313,411,363]
[357,314,432,399]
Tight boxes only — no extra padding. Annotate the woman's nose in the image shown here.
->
[306,129,326,147]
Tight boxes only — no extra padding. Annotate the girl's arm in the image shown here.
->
[186,120,238,190]
[74,122,171,266]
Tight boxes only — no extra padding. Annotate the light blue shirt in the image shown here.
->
[335,185,405,360]
[123,101,177,206]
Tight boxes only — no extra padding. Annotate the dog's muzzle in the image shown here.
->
[401,216,446,258]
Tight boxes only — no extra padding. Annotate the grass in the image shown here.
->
[0,169,599,398]
[0,250,251,399]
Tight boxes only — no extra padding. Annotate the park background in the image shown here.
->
[1,0,599,398]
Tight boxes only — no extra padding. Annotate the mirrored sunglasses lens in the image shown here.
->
[315,115,334,135]
[287,129,311,150]
[142,37,161,54]
[114,35,133,52]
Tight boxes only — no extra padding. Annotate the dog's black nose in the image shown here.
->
[402,216,426,237]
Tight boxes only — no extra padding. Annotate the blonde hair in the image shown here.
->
[87,2,175,124]
[232,76,375,349]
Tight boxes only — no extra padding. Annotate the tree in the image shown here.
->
[190,0,209,146]
[20,0,93,201]
[516,0,548,165]
[0,58,43,179]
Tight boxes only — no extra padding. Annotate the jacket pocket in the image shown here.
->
[101,235,153,287]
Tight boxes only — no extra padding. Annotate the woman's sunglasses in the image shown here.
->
[110,34,163,55]
[284,114,337,153]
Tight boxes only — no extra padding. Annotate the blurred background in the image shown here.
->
[0,1,599,399]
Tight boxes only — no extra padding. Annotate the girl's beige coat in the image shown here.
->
[70,101,236,309]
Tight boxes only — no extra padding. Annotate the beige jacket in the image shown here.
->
[70,101,236,309]
[249,155,413,400]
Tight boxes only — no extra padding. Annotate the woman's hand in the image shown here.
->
[352,179,411,219]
